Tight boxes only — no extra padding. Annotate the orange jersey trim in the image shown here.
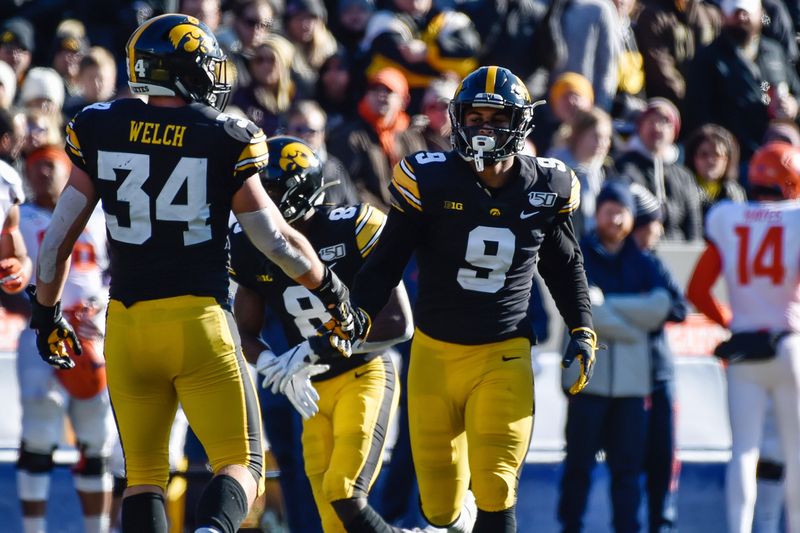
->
[686,243,732,328]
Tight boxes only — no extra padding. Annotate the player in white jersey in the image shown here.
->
[687,141,800,533]
[0,153,31,294]
[16,145,116,533]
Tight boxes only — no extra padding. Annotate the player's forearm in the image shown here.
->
[33,258,71,306]
[281,224,326,289]
[236,208,323,285]
[240,332,271,365]
[35,185,92,305]
[538,220,593,331]
[353,284,414,354]
[232,285,272,364]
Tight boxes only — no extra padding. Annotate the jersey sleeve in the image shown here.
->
[557,170,581,216]
[388,156,424,215]
[351,204,421,319]
[65,110,90,172]
[230,117,269,183]
[354,203,387,258]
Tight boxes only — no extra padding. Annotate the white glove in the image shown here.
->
[256,343,311,393]
[256,338,349,394]
[284,364,330,419]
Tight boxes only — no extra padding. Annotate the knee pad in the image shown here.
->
[756,459,784,481]
[73,446,112,493]
[17,445,55,474]
[17,446,55,501]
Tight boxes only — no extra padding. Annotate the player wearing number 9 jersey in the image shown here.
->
[230,136,413,533]
[27,13,351,533]
[346,66,595,533]
[687,142,800,533]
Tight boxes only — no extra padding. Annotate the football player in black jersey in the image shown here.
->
[230,136,417,533]
[282,66,599,533]
[25,14,354,533]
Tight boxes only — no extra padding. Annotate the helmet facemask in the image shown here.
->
[450,100,536,172]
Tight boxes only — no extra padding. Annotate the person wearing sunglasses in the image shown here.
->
[285,99,359,206]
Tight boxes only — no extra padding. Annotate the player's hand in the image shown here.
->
[562,327,598,395]
[284,365,329,420]
[320,304,371,343]
[0,258,25,294]
[26,285,81,370]
[257,337,347,393]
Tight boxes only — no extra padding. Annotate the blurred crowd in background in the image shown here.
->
[1,0,800,531]
[1,0,799,235]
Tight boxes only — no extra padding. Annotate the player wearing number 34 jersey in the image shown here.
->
[28,13,351,533]
[345,66,596,533]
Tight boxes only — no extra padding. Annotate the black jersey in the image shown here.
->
[65,99,269,306]
[352,150,593,345]
[229,203,387,380]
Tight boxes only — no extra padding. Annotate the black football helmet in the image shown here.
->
[261,136,328,223]
[450,66,543,170]
[126,13,231,110]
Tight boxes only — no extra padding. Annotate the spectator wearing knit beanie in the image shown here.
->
[630,182,664,251]
[19,67,65,118]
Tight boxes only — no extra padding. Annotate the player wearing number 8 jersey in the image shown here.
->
[231,136,414,532]
[26,14,353,533]
[344,66,597,533]
[687,142,800,533]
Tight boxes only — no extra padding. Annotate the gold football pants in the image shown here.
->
[408,329,534,526]
[302,354,399,532]
[104,296,264,492]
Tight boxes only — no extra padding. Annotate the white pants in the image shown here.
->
[16,328,116,456]
[726,333,800,533]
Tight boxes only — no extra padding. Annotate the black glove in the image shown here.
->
[349,306,371,342]
[310,266,357,337]
[310,266,349,310]
[308,331,352,363]
[26,285,81,370]
[562,327,597,395]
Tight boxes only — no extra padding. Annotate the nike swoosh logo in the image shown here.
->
[502,356,521,362]
[520,211,539,219]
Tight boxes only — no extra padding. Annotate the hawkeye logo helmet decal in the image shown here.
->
[280,142,320,173]
[168,22,213,54]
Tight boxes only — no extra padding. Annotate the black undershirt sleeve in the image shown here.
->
[351,206,421,319]
[536,215,593,332]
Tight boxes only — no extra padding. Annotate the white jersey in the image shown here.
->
[706,200,800,333]
[20,203,109,310]
[0,160,24,230]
